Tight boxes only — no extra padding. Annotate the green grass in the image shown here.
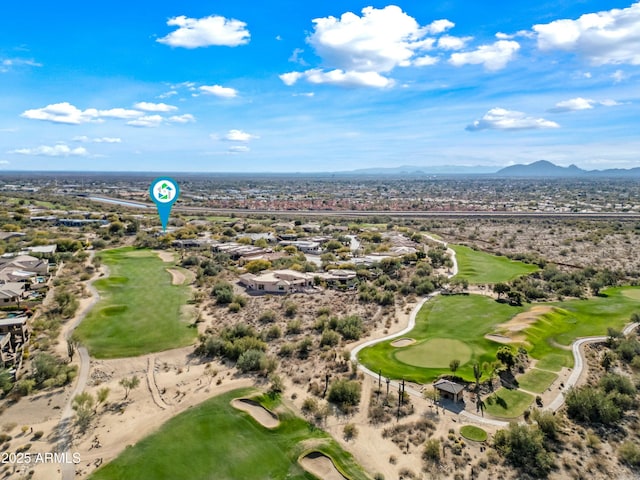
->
[89,389,370,480]
[359,287,640,383]
[516,369,557,393]
[359,294,526,383]
[484,388,533,419]
[451,244,539,284]
[460,425,488,442]
[395,338,472,368]
[525,287,640,370]
[74,247,196,358]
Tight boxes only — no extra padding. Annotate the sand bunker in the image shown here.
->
[498,306,554,332]
[485,333,524,344]
[391,337,416,347]
[299,451,348,480]
[155,250,175,262]
[166,268,186,285]
[231,398,279,428]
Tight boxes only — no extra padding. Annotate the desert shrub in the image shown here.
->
[328,379,361,408]
[283,301,298,318]
[336,315,363,340]
[320,330,340,347]
[565,386,622,425]
[211,281,234,305]
[343,423,358,440]
[619,441,640,467]
[236,349,266,373]
[259,310,277,323]
[423,439,441,463]
[494,423,554,478]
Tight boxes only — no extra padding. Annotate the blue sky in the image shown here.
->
[1,1,639,172]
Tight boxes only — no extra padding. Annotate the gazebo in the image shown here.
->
[433,379,465,403]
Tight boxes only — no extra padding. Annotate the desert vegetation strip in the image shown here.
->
[89,389,370,480]
[451,244,539,284]
[74,248,196,358]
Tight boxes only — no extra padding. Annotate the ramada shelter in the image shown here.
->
[433,379,465,403]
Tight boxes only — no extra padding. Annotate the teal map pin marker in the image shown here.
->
[150,177,180,232]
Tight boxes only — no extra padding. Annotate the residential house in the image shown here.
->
[239,269,314,293]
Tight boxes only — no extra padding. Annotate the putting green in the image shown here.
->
[394,338,472,368]
[622,289,640,300]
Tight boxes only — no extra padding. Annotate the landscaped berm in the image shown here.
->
[74,248,196,358]
[89,389,369,480]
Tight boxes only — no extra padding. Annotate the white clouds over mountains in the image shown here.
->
[157,15,250,48]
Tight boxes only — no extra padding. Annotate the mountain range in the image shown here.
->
[344,161,640,178]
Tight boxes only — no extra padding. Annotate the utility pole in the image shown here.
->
[397,383,401,420]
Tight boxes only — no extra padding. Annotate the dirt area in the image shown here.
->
[166,268,186,285]
[231,398,279,428]
[299,451,348,480]
[390,338,416,347]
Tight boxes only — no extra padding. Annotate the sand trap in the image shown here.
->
[299,451,348,480]
[155,250,175,262]
[231,398,279,428]
[166,268,186,285]
[391,337,416,347]
[497,305,554,333]
[485,333,524,344]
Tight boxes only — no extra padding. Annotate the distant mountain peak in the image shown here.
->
[495,160,640,178]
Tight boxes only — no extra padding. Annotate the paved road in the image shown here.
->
[85,196,640,219]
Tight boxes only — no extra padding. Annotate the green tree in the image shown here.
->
[73,392,95,432]
[96,386,110,411]
[496,346,516,370]
[449,359,461,374]
[119,376,140,400]
[244,259,271,274]
[493,283,510,299]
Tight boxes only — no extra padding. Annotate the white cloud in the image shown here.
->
[533,2,640,65]
[0,160,10,165]
[283,6,445,88]
[549,97,595,112]
[134,102,178,112]
[126,115,164,128]
[224,129,258,142]
[21,102,98,124]
[466,108,560,131]
[10,144,88,157]
[425,19,454,34]
[98,108,143,119]
[289,48,307,65]
[157,15,250,48]
[306,69,393,88]
[280,68,393,88]
[168,114,195,123]
[495,30,534,40]
[549,97,623,112]
[228,145,250,153]
[308,6,428,74]
[1,57,42,72]
[199,85,238,98]
[292,92,315,97]
[73,136,122,143]
[611,69,627,83]
[449,40,520,70]
[414,55,439,67]
[437,35,472,50]
[158,90,178,99]
[279,72,304,86]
